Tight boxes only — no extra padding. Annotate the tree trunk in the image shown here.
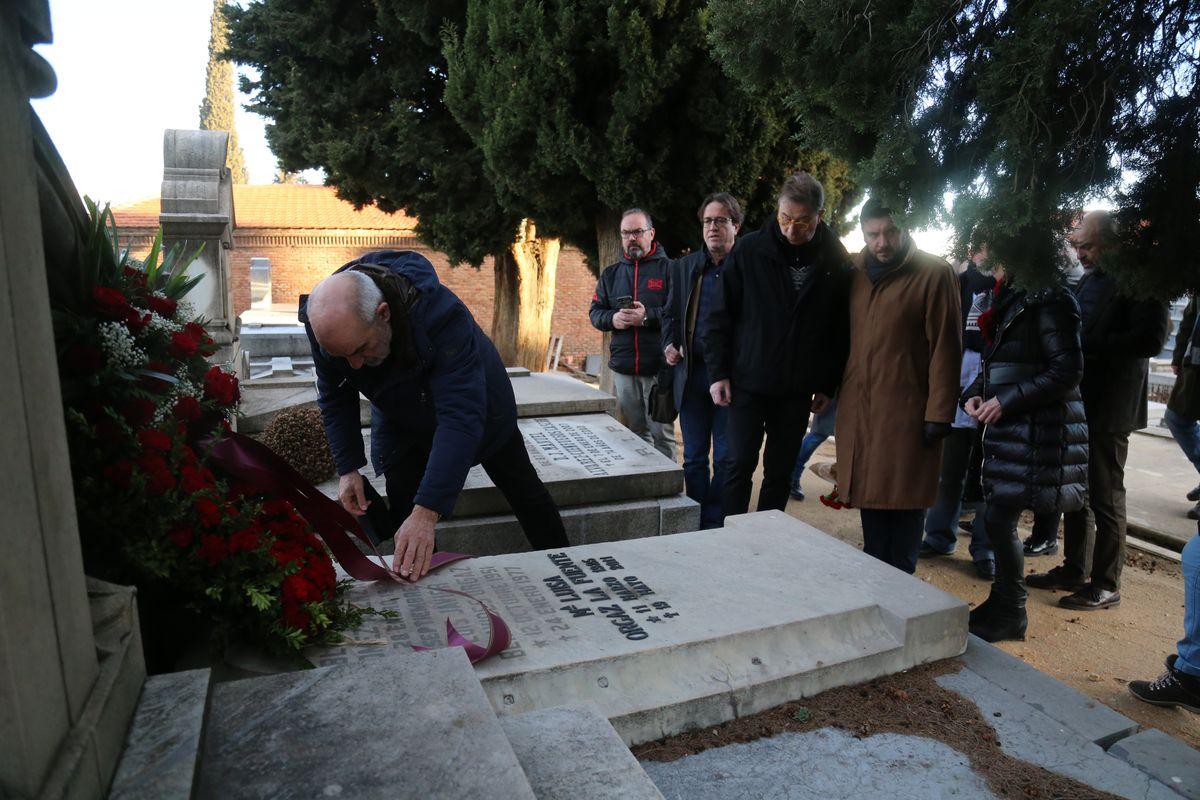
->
[594,209,623,396]
[490,219,561,371]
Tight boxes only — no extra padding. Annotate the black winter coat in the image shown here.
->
[964,285,1088,514]
[589,243,671,376]
[701,220,852,398]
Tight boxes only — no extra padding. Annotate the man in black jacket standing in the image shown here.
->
[589,208,674,459]
[662,192,743,528]
[1028,210,1170,609]
[703,173,852,514]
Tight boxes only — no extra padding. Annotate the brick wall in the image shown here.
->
[121,228,604,364]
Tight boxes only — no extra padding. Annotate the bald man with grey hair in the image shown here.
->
[1027,210,1169,609]
[300,251,568,581]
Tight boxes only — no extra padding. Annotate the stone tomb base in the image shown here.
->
[308,511,967,745]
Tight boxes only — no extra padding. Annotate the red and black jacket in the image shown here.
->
[589,243,671,376]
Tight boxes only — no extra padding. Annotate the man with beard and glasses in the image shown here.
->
[590,208,675,459]
[302,251,568,582]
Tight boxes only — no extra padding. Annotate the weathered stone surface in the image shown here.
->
[109,669,210,800]
[508,366,531,378]
[1109,728,1200,799]
[196,649,534,799]
[642,728,997,800]
[502,706,665,800]
[370,496,700,557]
[238,324,310,358]
[511,372,616,417]
[318,414,684,515]
[237,382,335,434]
[308,511,966,745]
[961,635,1138,747]
[937,668,1178,799]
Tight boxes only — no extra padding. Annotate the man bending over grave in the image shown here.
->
[301,250,569,581]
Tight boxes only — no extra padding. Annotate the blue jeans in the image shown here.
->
[1177,534,1200,677]
[1166,407,1200,477]
[923,428,995,563]
[790,396,838,485]
[678,360,729,529]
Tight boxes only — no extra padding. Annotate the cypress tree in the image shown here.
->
[199,0,248,184]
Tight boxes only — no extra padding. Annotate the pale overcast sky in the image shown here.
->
[31,0,278,205]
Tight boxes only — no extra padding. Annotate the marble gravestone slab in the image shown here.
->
[317,414,683,515]
[510,372,616,417]
[307,511,968,745]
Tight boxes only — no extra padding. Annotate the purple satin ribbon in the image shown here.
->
[205,431,510,663]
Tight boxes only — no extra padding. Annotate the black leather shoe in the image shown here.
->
[974,559,996,580]
[958,519,976,534]
[1023,537,1059,557]
[1189,485,1200,503]
[1025,566,1086,592]
[1059,586,1121,610]
[969,605,1027,643]
[1188,502,1200,521]
[789,482,805,501]
[1129,665,1200,713]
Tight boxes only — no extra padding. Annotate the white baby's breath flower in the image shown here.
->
[98,322,146,372]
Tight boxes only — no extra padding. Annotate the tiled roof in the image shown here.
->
[111,184,418,232]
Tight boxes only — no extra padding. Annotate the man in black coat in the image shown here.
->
[1028,211,1171,609]
[589,209,675,459]
[703,173,853,514]
[661,192,743,528]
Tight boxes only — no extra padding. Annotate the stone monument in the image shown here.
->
[159,129,238,364]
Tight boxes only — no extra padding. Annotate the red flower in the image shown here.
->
[123,266,147,287]
[282,574,318,604]
[269,540,305,568]
[169,526,194,548]
[203,366,239,406]
[193,497,223,528]
[228,526,261,554]
[169,330,200,359]
[137,428,173,453]
[64,344,102,374]
[137,453,176,495]
[197,534,228,565]
[180,464,215,493]
[124,309,151,335]
[261,499,293,519]
[101,460,133,489]
[147,295,178,319]
[281,600,310,631]
[121,397,157,427]
[92,286,131,319]
[173,396,202,421]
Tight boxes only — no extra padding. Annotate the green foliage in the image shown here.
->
[201,0,248,183]
[225,0,518,266]
[443,0,813,264]
[708,0,1200,294]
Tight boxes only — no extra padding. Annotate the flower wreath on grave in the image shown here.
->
[48,200,388,661]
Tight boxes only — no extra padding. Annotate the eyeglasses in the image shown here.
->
[702,217,732,228]
[620,228,651,239]
[777,210,820,230]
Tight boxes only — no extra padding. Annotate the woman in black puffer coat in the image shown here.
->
[962,281,1088,642]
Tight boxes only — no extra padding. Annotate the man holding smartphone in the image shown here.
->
[589,208,675,459]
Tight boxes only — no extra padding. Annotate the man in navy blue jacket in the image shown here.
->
[301,251,567,581]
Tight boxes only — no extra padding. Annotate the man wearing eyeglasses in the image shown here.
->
[702,173,853,515]
[589,208,675,459]
[834,199,962,575]
[661,192,744,528]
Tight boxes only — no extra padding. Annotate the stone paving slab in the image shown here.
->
[936,668,1178,799]
[196,649,535,799]
[307,512,966,746]
[511,372,616,417]
[501,706,665,799]
[317,414,684,516]
[642,728,997,799]
[1110,728,1200,799]
[961,635,1138,747]
[109,669,211,800]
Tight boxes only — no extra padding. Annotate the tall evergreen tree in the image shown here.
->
[442,0,817,270]
[226,1,560,370]
[199,0,248,184]
[708,0,1200,297]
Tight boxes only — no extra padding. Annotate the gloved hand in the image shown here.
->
[922,421,952,446]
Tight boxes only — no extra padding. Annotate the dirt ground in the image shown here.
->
[761,438,1200,750]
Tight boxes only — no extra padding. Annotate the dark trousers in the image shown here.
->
[1063,430,1130,591]
[678,360,729,529]
[363,427,569,552]
[983,504,1026,605]
[723,389,810,515]
[923,428,993,562]
[860,509,925,574]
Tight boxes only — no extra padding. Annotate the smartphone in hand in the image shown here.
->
[614,295,634,310]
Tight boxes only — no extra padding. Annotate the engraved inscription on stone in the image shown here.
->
[523,417,655,477]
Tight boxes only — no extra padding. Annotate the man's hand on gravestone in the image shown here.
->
[664,344,681,365]
[710,379,732,407]
[338,472,371,516]
[393,505,438,581]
